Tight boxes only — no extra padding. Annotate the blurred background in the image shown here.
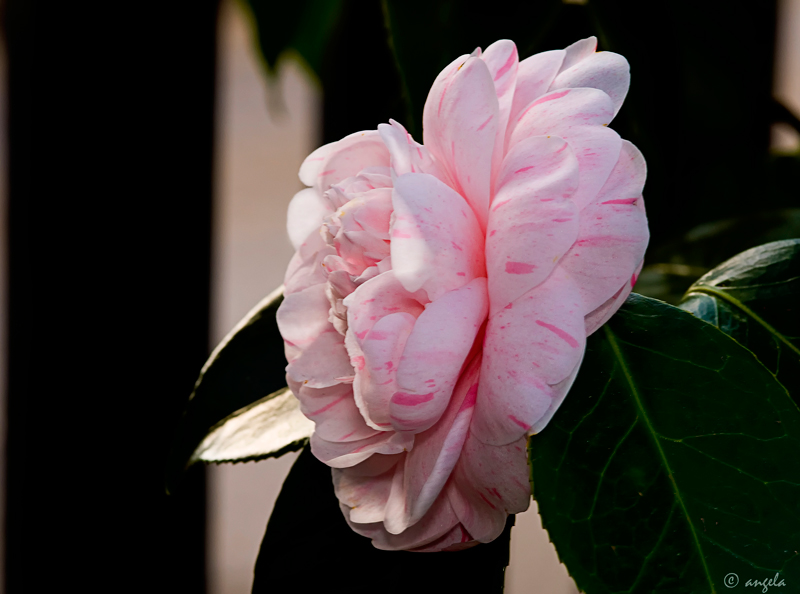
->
[2,0,798,592]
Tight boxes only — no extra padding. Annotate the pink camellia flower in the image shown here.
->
[277,37,648,552]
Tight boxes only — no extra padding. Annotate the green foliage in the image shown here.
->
[680,240,800,407]
[529,293,800,593]
[238,0,343,77]
[165,287,290,494]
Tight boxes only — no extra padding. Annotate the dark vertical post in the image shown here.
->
[5,2,219,591]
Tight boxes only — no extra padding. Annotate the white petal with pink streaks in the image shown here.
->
[559,36,597,72]
[275,283,331,348]
[550,51,630,117]
[311,430,413,469]
[560,140,648,313]
[391,278,489,434]
[286,188,331,250]
[378,119,444,179]
[585,259,643,336]
[354,312,416,430]
[301,130,390,194]
[400,353,481,531]
[474,267,586,445]
[286,330,353,389]
[448,432,531,542]
[288,378,378,443]
[390,172,485,301]
[422,55,499,228]
[486,135,580,313]
[507,49,566,138]
[333,454,401,524]
[481,40,519,181]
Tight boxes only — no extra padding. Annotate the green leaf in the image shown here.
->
[680,239,800,407]
[166,287,290,494]
[636,210,800,304]
[191,387,312,465]
[253,447,515,594]
[529,293,800,593]
[239,0,344,78]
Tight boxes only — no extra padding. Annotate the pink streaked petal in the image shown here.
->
[550,51,630,117]
[391,173,485,301]
[307,130,390,194]
[275,283,331,348]
[559,36,597,72]
[354,312,416,430]
[391,278,489,434]
[286,330,353,389]
[422,55,499,229]
[342,486,460,551]
[286,188,332,250]
[284,231,333,295]
[584,259,643,336]
[529,347,584,434]
[507,49,566,144]
[343,270,425,348]
[377,119,444,179]
[311,430,414,469]
[400,353,481,531]
[487,135,580,313]
[481,40,519,182]
[332,455,400,524]
[474,268,586,445]
[560,142,648,313]
[288,377,378,443]
[447,433,531,542]
[411,524,478,552]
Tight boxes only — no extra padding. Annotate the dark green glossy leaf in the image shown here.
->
[636,210,800,304]
[166,287,288,494]
[530,293,800,593]
[253,447,514,594]
[240,0,343,78]
[191,387,311,465]
[680,239,800,407]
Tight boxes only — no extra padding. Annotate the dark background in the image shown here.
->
[4,0,797,592]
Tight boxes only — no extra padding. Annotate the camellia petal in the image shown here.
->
[422,54,499,229]
[390,172,485,301]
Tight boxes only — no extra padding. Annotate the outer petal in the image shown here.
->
[301,130,390,194]
[311,430,413,469]
[378,119,444,179]
[486,135,580,313]
[508,87,621,210]
[398,352,481,531]
[284,230,332,295]
[559,36,597,72]
[355,312,416,430]
[288,378,378,443]
[391,278,489,434]
[481,40,519,181]
[422,55,499,229]
[342,485,461,551]
[287,188,332,250]
[585,259,643,336]
[286,330,353,389]
[473,267,586,445]
[391,173,485,301]
[276,283,330,348]
[507,49,566,138]
[333,454,401,524]
[550,51,630,117]
[448,432,531,542]
[560,140,649,313]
